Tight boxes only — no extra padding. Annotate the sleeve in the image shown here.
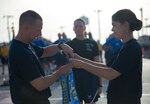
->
[111,46,136,75]
[31,44,44,57]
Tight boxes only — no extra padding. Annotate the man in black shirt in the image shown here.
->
[67,19,102,104]
[8,10,73,104]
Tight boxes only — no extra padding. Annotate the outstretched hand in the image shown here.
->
[61,44,74,58]
[58,63,73,76]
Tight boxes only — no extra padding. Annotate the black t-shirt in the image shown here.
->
[107,39,142,99]
[66,38,100,87]
[67,38,99,61]
[8,39,51,104]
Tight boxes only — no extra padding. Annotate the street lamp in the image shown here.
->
[3,15,13,42]
[145,18,149,35]
[139,8,143,36]
[11,22,15,39]
[95,10,102,42]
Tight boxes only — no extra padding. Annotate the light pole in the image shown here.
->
[11,22,15,39]
[95,10,102,42]
[145,18,149,35]
[139,8,143,36]
[3,15,13,42]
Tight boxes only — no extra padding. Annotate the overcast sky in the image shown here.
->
[0,0,150,43]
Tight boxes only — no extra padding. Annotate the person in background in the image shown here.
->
[88,32,93,40]
[66,19,102,104]
[8,10,73,104]
[71,9,143,104]
[52,33,70,70]
[0,42,9,75]
[103,33,123,66]
[57,33,62,40]
[97,40,103,63]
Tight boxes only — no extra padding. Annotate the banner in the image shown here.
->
[60,69,80,104]
[60,56,80,104]
[68,69,80,104]
[60,74,70,104]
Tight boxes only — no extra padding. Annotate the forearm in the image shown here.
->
[31,70,62,91]
[80,61,120,80]
[31,63,72,91]
[42,44,60,57]
[42,43,73,58]
[81,57,106,67]
[41,71,61,88]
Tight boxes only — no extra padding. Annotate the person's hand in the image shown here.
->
[57,63,73,76]
[60,44,74,58]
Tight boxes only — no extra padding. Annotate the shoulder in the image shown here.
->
[123,39,142,56]
[86,39,97,44]
[66,38,76,45]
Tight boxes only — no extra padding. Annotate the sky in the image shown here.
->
[0,0,150,43]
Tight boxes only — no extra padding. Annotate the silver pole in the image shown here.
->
[95,10,102,42]
[3,15,13,42]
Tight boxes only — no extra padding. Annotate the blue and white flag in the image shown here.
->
[60,69,80,104]
[60,74,70,104]
[59,54,80,104]
[68,69,80,104]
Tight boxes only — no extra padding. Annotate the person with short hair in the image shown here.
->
[8,10,73,104]
[66,19,102,104]
[0,42,9,75]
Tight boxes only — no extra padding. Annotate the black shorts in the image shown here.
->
[74,70,100,103]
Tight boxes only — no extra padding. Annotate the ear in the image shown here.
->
[123,21,130,30]
[24,24,31,34]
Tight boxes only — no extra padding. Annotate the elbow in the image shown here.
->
[35,85,45,91]
[30,78,47,91]
[33,82,46,91]
[104,70,121,80]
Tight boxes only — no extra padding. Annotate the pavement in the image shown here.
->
[0,58,150,104]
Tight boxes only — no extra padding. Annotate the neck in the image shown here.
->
[122,32,134,43]
[76,34,86,40]
[15,32,29,44]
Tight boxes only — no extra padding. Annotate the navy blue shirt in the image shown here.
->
[8,39,51,104]
[107,39,142,99]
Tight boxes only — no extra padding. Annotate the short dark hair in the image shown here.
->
[19,10,42,25]
[74,18,85,26]
[112,9,142,31]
